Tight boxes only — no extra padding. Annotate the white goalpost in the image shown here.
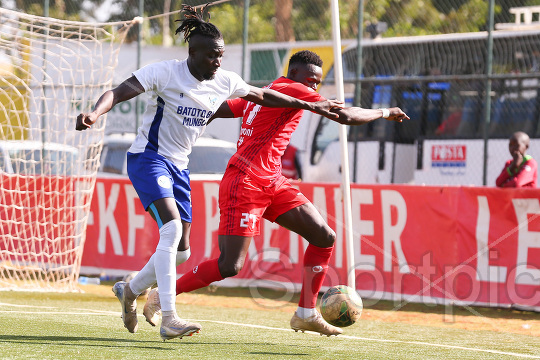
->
[330,0,356,290]
[0,8,136,291]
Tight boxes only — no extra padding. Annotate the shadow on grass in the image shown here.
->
[0,335,299,351]
[0,335,171,350]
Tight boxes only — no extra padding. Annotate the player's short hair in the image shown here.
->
[175,3,222,43]
[289,50,323,68]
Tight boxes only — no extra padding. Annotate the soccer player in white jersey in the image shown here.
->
[75,4,341,341]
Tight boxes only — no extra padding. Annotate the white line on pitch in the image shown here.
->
[0,302,57,309]
[196,319,540,359]
[0,304,538,359]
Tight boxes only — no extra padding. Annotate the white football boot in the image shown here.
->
[143,287,161,327]
[112,281,138,333]
[290,311,342,336]
[160,317,202,341]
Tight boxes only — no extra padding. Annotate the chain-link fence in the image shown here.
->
[2,0,539,186]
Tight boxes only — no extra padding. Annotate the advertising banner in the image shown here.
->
[415,139,540,187]
[80,177,540,310]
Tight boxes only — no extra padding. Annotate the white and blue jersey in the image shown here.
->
[126,59,250,221]
[129,59,250,169]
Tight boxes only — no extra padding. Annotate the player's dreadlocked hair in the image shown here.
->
[175,3,222,43]
[289,50,323,68]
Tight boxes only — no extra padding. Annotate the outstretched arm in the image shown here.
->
[242,85,342,120]
[330,107,409,125]
[75,76,145,131]
[208,101,235,124]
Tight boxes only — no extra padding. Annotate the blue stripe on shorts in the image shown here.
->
[127,151,192,223]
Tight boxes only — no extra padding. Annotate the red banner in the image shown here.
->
[1,174,80,263]
[80,177,540,310]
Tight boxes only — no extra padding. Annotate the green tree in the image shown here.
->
[370,0,489,37]
[211,0,275,44]
[12,0,534,45]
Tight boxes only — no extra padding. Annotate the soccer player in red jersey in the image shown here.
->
[143,50,409,336]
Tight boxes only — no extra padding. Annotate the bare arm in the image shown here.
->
[75,76,145,131]
[207,101,235,125]
[330,107,409,125]
[242,85,342,120]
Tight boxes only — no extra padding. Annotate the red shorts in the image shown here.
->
[218,166,308,236]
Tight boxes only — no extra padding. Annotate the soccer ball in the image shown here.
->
[320,285,363,327]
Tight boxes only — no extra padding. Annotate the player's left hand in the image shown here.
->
[387,107,410,122]
[312,99,344,119]
[75,112,98,131]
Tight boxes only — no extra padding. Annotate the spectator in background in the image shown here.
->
[496,131,537,188]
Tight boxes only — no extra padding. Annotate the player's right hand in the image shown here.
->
[387,107,410,123]
[75,113,98,131]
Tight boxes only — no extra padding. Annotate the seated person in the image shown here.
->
[496,131,537,188]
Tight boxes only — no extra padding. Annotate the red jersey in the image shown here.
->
[495,155,538,188]
[226,77,323,186]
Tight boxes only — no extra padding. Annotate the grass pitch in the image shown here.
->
[0,284,539,359]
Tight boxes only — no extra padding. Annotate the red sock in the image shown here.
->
[298,245,333,308]
[176,258,223,294]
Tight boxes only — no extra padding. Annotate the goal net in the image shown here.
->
[0,8,135,291]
